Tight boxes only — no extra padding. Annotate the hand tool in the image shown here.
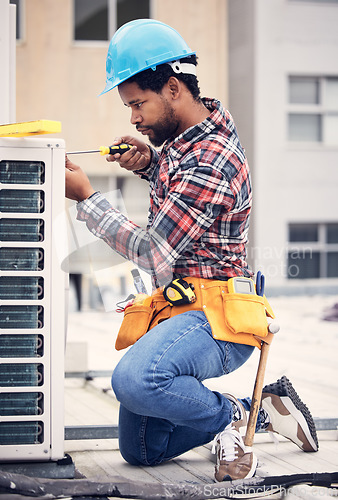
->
[131,268,148,295]
[228,276,256,294]
[244,340,271,449]
[66,144,132,155]
[267,317,280,334]
[244,269,280,448]
[255,271,280,333]
[255,270,265,296]
[163,278,196,306]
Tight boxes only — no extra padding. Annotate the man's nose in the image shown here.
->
[131,109,142,125]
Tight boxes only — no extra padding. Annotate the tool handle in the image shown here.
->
[100,144,133,155]
[244,341,270,448]
[131,269,148,295]
[256,270,265,297]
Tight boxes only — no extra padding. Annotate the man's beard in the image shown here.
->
[138,99,179,148]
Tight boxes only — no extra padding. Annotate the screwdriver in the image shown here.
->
[66,144,133,156]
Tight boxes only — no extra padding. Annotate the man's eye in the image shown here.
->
[136,102,143,108]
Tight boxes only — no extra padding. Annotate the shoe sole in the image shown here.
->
[261,376,318,452]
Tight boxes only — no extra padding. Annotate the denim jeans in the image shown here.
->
[112,310,258,466]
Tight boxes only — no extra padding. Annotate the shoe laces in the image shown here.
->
[211,423,245,462]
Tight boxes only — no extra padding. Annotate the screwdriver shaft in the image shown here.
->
[66,150,100,155]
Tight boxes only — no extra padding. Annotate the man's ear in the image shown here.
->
[166,76,181,100]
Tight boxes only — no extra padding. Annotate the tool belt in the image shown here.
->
[115,276,275,351]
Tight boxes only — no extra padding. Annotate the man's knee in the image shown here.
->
[119,441,145,466]
[119,435,166,467]
[111,356,150,408]
[111,358,133,402]
[118,413,167,467]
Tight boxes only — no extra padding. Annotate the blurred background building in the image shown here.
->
[228,0,338,295]
[4,0,338,308]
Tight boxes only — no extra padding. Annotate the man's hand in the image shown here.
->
[65,157,96,202]
[106,136,151,172]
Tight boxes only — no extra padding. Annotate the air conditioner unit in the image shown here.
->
[0,136,66,461]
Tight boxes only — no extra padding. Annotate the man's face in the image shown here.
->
[118,81,179,147]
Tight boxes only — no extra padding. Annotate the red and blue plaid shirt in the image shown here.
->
[77,98,253,288]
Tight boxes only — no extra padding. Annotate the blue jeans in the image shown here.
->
[112,310,258,466]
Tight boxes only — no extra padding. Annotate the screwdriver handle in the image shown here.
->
[99,144,133,156]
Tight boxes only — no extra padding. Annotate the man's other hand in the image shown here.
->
[65,157,96,202]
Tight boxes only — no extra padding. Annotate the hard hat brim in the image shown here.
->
[99,50,196,96]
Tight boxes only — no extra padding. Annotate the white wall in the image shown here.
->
[0,0,16,124]
[229,0,338,290]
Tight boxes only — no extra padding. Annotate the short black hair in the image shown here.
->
[126,55,201,101]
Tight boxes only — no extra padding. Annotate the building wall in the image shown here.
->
[153,0,228,106]
[228,0,256,268]
[16,0,228,173]
[13,0,228,296]
[229,0,338,292]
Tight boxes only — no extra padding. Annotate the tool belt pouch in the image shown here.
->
[115,302,154,351]
[222,293,269,338]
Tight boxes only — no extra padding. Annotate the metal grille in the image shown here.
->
[0,218,44,242]
[0,334,43,358]
[0,189,45,213]
[0,247,44,271]
[0,305,44,329]
[0,392,43,416]
[0,276,44,299]
[0,276,44,300]
[0,363,44,387]
[0,160,45,185]
[0,421,44,445]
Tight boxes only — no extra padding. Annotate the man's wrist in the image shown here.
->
[77,189,96,203]
[86,191,99,200]
[135,145,153,172]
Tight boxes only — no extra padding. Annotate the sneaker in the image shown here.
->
[212,393,257,482]
[261,376,318,452]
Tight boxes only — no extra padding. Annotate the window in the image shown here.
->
[74,0,108,41]
[74,0,150,42]
[289,0,338,3]
[288,76,338,145]
[9,0,22,40]
[116,0,150,29]
[287,222,338,279]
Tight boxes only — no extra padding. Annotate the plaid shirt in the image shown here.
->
[77,98,252,288]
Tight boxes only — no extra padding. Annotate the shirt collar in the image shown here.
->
[163,98,228,156]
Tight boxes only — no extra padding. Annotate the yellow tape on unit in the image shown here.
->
[0,120,62,137]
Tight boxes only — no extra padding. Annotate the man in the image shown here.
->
[65,19,318,481]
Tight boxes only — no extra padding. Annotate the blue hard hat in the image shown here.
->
[100,19,196,95]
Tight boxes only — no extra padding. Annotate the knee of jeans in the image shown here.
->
[111,360,131,402]
[119,435,165,466]
[111,356,150,406]
[119,441,145,466]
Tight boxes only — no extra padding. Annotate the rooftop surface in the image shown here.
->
[64,293,338,499]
